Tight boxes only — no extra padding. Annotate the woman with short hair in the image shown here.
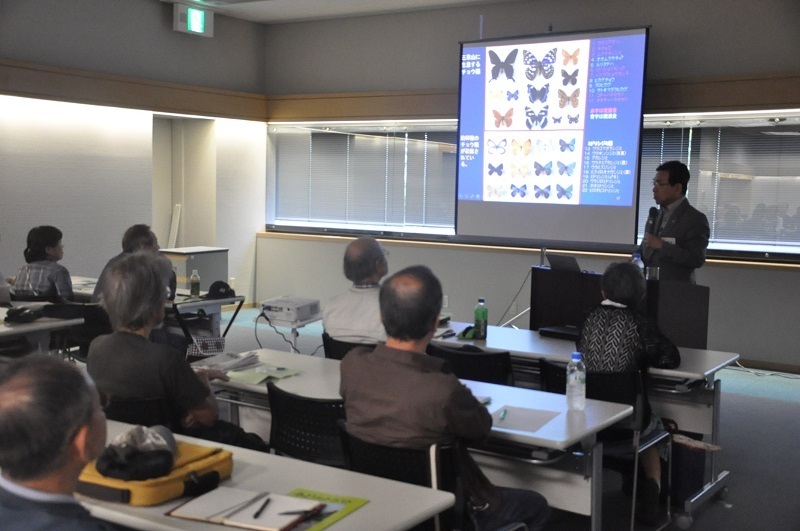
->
[14,225,73,301]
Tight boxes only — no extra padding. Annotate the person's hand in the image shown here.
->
[201,369,230,382]
[644,233,663,250]
[194,368,230,384]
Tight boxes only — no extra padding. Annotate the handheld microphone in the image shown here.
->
[644,206,658,235]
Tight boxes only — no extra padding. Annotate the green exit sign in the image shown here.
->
[173,4,214,37]
[186,7,205,33]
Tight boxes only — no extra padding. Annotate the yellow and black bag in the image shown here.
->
[77,440,233,506]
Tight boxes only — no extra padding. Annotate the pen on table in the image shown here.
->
[253,496,271,518]
[499,408,507,421]
[222,492,269,518]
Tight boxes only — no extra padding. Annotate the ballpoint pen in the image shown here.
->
[280,504,327,530]
[499,408,507,421]
[253,496,271,518]
[205,491,269,520]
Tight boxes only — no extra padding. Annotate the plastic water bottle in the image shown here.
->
[190,269,201,297]
[566,352,586,411]
[473,297,488,340]
[631,252,645,275]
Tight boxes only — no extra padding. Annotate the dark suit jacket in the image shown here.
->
[0,483,125,531]
[642,199,709,283]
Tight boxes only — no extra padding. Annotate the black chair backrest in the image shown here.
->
[103,395,175,430]
[10,293,59,303]
[321,331,374,360]
[339,422,461,531]
[0,337,33,359]
[538,358,567,393]
[427,342,514,386]
[538,358,648,432]
[266,381,347,468]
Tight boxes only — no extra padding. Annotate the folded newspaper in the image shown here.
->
[190,351,261,372]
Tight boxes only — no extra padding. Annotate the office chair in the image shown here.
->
[427,342,514,386]
[266,381,347,468]
[0,337,33,359]
[339,422,525,531]
[9,293,60,303]
[538,358,672,530]
[43,303,112,361]
[103,395,176,430]
[321,331,374,360]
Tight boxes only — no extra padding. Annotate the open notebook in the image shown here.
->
[168,487,324,531]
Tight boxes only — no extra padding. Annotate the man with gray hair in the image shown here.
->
[322,236,388,344]
[0,355,122,529]
[87,252,268,451]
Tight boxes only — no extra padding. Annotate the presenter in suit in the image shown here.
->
[640,161,710,283]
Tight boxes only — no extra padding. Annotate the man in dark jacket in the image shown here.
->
[0,355,125,530]
[641,160,710,283]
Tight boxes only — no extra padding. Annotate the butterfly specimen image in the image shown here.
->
[523,48,556,81]
[525,106,548,129]
[562,48,579,65]
[534,184,551,199]
[489,49,519,82]
[511,139,532,156]
[558,88,580,109]
[485,185,507,198]
[527,84,549,104]
[534,161,552,176]
[561,68,578,86]
[493,108,513,128]
[510,163,532,179]
[557,184,574,199]
[488,138,507,155]
[510,184,527,198]
[568,114,580,124]
[559,138,575,152]
[552,116,562,124]
[535,139,554,152]
[506,90,519,101]
[488,88,504,100]
[488,163,504,176]
[557,161,576,176]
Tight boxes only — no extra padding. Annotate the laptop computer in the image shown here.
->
[546,254,582,273]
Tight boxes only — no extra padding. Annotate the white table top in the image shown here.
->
[462,380,632,450]
[218,349,631,451]
[82,420,454,531]
[161,246,228,254]
[71,277,243,311]
[217,349,341,400]
[438,321,739,381]
[0,304,84,338]
[171,294,245,312]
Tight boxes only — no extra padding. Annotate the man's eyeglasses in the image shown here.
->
[652,180,672,187]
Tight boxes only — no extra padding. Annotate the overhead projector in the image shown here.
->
[260,295,320,322]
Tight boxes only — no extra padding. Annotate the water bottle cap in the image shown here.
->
[478,297,485,303]
[571,352,582,362]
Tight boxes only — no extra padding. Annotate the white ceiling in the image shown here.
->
[169,0,511,24]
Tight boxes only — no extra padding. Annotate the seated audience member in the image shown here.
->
[87,253,269,452]
[0,355,124,530]
[14,225,73,301]
[340,265,550,531]
[92,224,176,302]
[577,261,679,525]
[322,236,389,344]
